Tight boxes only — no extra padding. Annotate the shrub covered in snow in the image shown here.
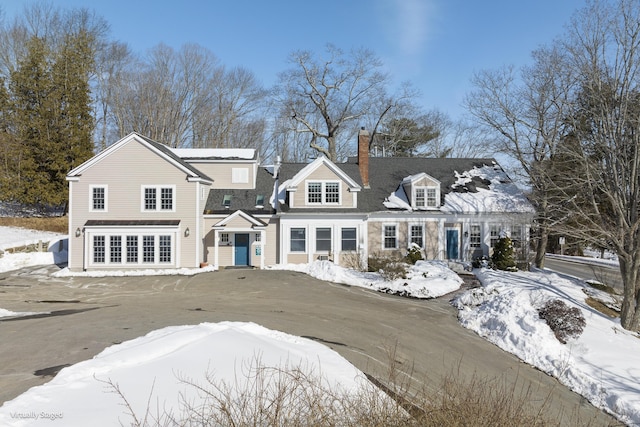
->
[405,244,423,265]
[367,253,408,280]
[491,235,517,271]
[538,299,586,344]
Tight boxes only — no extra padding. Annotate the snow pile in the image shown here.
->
[53,264,217,278]
[442,165,535,214]
[0,226,62,251]
[270,260,463,299]
[453,268,640,425]
[0,308,45,319]
[0,322,374,427]
[171,147,255,159]
[0,227,66,272]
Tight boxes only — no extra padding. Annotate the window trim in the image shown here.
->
[90,185,108,212]
[413,185,439,209]
[341,227,357,252]
[469,224,481,248]
[383,224,398,250]
[231,167,249,184]
[315,227,332,253]
[290,227,306,253]
[141,185,176,212]
[305,180,341,206]
[409,224,424,249]
[88,230,176,267]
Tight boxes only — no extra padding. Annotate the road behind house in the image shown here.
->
[0,265,616,425]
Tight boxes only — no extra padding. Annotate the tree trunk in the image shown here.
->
[619,257,640,331]
[534,228,548,269]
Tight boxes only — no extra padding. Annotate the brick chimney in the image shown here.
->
[357,127,370,188]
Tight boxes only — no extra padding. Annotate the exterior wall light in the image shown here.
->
[75,227,82,238]
[184,227,190,237]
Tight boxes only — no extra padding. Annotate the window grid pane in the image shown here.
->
[415,188,425,207]
[159,235,171,263]
[93,236,105,263]
[307,182,322,203]
[290,228,306,252]
[316,228,332,252]
[426,188,437,207]
[143,236,154,263]
[160,188,173,210]
[127,236,138,263]
[490,225,500,248]
[410,225,423,248]
[93,187,105,210]
[341,228,357,251]
[144,188,156,210]
[470,224,481,248]
[324,183,339,203]
[384,225,397,249]
[110,235,122,263]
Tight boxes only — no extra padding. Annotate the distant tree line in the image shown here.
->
[466,0,640,331]
[0,3,487,209]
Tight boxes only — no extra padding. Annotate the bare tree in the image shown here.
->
[554,0,640,331]
[274,44,415,162]
[465,43,574,268]
[110,43,267,149]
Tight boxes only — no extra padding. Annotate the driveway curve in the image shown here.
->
[0,266,616,425]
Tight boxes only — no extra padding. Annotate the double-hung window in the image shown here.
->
[142,186,175,212]
[110,236,122,263]
[490,224,501,248]
[91,186,107,211]
[341,228,357,251]
[126,236,138,263]
[306,181,340,205]
[159,235,172,263]
[93,236,105,263]
[143,236,155,263]
[470,224,481,248]
[316,228,332,252]
[410,225,424,248]
[290,228,306,252]
[383,225,397,249]
[415,188,426,208]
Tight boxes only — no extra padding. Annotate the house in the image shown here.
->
[66,131,535,272]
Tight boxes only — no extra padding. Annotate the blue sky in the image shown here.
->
[3,0,585,121]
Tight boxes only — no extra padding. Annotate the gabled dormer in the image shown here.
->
[281,156,361,209]
[401,173,441,210]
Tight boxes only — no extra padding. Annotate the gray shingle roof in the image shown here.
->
[204,167,276,214]
[278,157,503,213]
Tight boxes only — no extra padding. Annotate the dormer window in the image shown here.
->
[306,181,341,205]
[255,194,265,208]
[415,187,437,208]
[414,186,438,209]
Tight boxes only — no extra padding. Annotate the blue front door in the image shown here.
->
[446,229,459,259]
[234,234,250,266]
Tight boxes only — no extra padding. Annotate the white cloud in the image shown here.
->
[380,0,438,56]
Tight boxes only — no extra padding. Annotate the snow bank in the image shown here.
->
[0,322,373,427]
[453,268,640,425]
[270,260,463,299]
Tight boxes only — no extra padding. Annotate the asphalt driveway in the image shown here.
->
[0,265,616,425]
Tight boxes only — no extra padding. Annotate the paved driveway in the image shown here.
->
[0,265,615,425]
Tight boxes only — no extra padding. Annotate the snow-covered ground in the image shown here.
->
[1,227,638,425]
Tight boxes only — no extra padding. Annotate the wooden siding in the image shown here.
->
[291,163,355,208]
[69,140,200,270]
[187,161,255,189]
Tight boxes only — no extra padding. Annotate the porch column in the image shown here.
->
[260,229,266,269]
[214,229,219,267]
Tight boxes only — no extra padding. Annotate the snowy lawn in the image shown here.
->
[453,268,640,426]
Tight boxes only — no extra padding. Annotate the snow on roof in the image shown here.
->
[442,165,534,214]
[171,148,256,160]
[383,164,534,214]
